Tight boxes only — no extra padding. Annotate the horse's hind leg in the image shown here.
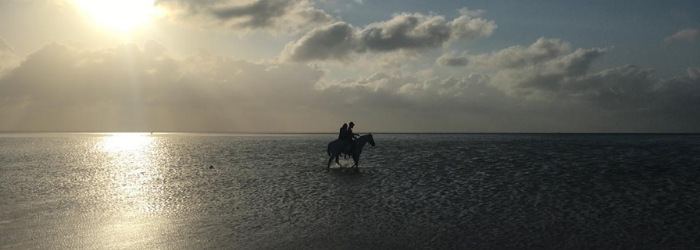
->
[327,156,333,169]
[335,154,342,168]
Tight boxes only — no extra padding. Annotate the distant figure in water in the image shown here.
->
[209,165,214,169]
[327,131,375,170]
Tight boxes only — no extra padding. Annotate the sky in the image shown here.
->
[0,0,699,133]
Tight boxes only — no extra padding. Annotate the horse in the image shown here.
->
[327,133,376,170]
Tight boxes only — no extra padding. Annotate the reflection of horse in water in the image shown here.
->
[327,134,375,170]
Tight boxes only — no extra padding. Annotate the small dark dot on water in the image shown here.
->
[209,165,214,169]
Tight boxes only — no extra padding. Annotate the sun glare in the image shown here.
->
[101,133,153,152]
[72,0,163,32]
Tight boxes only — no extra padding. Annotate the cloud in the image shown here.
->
[436,51,469,66]
[457,7,484,17]
[0,41,517,132]
[689,67,700,80]
[0,39,21,77]
[324,62,700,132]
[1,39,700,132]
[211,0,293,28]
[155,0,333,33]
[455,38,700,125]
[308,72,521,133]
[663,28,699,44]
[563,65,662,108]
[467,38,574,69]
[280,22,360,62]
[454,38,606,97]
[0,41,330,132]
[0,39,14,53]
[310,61,495,105]
[281,9,496,62]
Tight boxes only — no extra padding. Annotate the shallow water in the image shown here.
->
[1,133,699,249]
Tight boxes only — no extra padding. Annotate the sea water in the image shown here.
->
[1,133,699,249]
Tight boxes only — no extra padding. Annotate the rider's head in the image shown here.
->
[342,123,347,128]
[349,122,355,128]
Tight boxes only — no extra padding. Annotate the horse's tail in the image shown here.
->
[327,142,331,157]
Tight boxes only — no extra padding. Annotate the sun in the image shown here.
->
[72,0,163,32]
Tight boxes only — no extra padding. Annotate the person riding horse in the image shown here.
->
[341,122,359,154]
[347,122,358,140]
[327,132,375,170]
[338,123,348,140]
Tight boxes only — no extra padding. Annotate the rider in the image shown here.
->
[346,122,359,153]
[338,123,348,140]
[340,123,353,151]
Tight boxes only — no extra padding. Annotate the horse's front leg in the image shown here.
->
[352,155,360,170]
[335,154,342,168]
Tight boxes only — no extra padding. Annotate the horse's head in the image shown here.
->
[368,133,375,147]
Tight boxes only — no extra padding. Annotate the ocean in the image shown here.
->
[1,133,699,249]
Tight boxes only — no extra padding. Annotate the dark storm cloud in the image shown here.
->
[281,11,497,62]
[155,0,332,32]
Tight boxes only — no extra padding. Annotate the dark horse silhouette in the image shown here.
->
[327,134,375,170]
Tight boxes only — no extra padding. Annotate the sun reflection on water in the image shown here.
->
[93,133,171,248]
[100,133,153,153]
[97,133,164,215]
[85,133,178,249]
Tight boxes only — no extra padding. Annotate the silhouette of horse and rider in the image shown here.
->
[327,122,375,170]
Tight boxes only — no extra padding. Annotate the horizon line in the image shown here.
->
[1,131,699,135]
